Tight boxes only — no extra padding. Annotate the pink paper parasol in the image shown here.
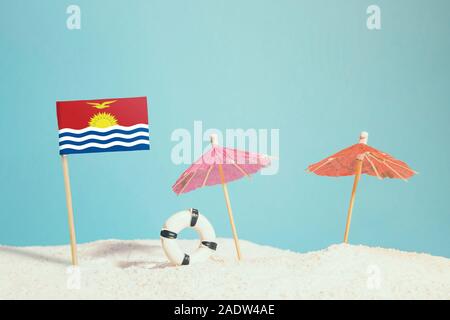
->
[172,134,271,260]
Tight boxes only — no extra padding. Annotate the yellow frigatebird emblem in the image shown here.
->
[87,100,117,109]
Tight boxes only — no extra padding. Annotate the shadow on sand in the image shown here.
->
[0,246,70,266]
[82,241,172,270]
[116,260,173,269]
[85,241,160,258]
[0,242,174,269]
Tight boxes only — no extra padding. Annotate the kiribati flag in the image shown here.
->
[56,97,150,155]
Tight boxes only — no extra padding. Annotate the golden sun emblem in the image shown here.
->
[89,112,118,128]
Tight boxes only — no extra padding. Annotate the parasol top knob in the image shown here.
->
[359,131,369,144]
[210,134,219,146]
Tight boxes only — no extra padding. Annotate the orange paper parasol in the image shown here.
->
[307,132,417,243]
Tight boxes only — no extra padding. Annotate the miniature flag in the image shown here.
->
[56,97,150,155]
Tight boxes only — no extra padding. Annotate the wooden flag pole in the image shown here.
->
[218,163,242,261]
[61,155,79,265]
[343,132,368,243]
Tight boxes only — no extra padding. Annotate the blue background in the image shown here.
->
[1,0,449,257]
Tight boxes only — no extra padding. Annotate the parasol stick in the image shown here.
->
[343,132,368,243]
[61,155,79,265]
[343,159,363,243]
[218,163,242,261]
[210,134,242,260]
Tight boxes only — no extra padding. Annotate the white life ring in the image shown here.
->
[160,208,217,266]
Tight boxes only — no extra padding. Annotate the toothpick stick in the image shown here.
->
[61,155,78,265]
[218,163,242,260]
[343,159,363,243]
[343,132,368,243]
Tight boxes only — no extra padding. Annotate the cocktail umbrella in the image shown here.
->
[307,132,417,243]
[172,134,271,260]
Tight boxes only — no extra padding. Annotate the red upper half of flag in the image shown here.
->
[56,97,148,130]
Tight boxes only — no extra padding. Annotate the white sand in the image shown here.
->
[0,239,449,300]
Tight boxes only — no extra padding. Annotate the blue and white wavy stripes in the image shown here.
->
[59,124,150,155]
